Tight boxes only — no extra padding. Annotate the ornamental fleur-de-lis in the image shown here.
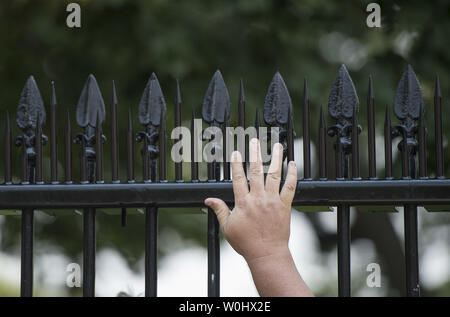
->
[327,64,360,153]
[393,65,424,153]
[136,73,166,161]
[263,72,293,157]
[74,74,106,159]
[15,76,48,159]
[202,70,230,125]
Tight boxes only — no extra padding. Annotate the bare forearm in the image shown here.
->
[246,248,314,297]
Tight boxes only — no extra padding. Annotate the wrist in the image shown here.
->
[244,245,291,265]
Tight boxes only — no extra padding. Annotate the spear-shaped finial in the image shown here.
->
[263,72,292,126]
[76,74,105,129]
[138,72,166,127]
[394,65,423,122]
[202,70,230,124]
[328,64,359,121]
[16,75,46,131]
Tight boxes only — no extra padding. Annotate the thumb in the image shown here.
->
[204,198,230,229]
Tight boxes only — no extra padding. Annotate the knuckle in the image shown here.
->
[285,183,296,192]
[267,172,280,182]
[233,173,246,183]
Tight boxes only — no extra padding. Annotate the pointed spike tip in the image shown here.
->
[435,74,441,98]
[176,79,182,104]
[112,80,118,105]
[368,75,374,99]
[303,77,309,101]
[51,81,57,106]
[239,79,245,102]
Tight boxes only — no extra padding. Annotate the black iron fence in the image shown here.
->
[1,64,449,297]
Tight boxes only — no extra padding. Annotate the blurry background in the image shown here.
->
[0,0,449,296]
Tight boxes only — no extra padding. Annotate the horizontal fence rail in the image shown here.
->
[1,64,449,297]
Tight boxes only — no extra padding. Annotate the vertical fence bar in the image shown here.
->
[384,105,393,179]
[393,65,421,296]
[202,70,229,297]
[35,114,43,184]
[255,109,261,140]
[111,81,119,183]
[303,78,311,179]
[223,115,230,181]
[138,73,165,297]
[238,79,247,175]
[287,109,294,163]
[328,65,356,297]
[175,80,183,181]
[50,82,58,184]
[75,74,105,297]
[127,108,134,183]
[434,74,444,178]
[191,109,198,182]
[352,106,360,180]
[16,76,45,297]
[367,76,376,179]
[95,112,103,183]
[65,110,72,184]
[4,112,12,184]
[418,106,427,178]
[319,106,327,180]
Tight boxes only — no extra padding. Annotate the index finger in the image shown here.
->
[231,151,249,202]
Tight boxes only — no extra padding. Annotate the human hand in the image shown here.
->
[204,138,297,262]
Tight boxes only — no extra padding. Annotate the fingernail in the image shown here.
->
[289,161,296,168]
[231,151,241,162]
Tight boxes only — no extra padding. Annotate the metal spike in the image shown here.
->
[367,75,376,179]
[384,104,392,179]
[319,106,327,180]
[176,79,182,105]
[434,74,444,178]
[328,64,359,120]
[263,72,292,126]
[255,108,261,139]
[65,109,72,184]
[138,73,166,127]
[35,112,43,183]
[17,76,46,131]
[175,79,183,182]
[287,108,294,162]
[126,108,134,183]
[418,104,427,178]
[50,81,58,183]
[4,111,12,184]
[303,77,311,180]
[111,80,119,183]
[191,108,198,182]
[76,74,105,129]
[394,65,423,121]
[202,70,230,124]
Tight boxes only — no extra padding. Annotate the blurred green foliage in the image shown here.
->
[0,0,449,296]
